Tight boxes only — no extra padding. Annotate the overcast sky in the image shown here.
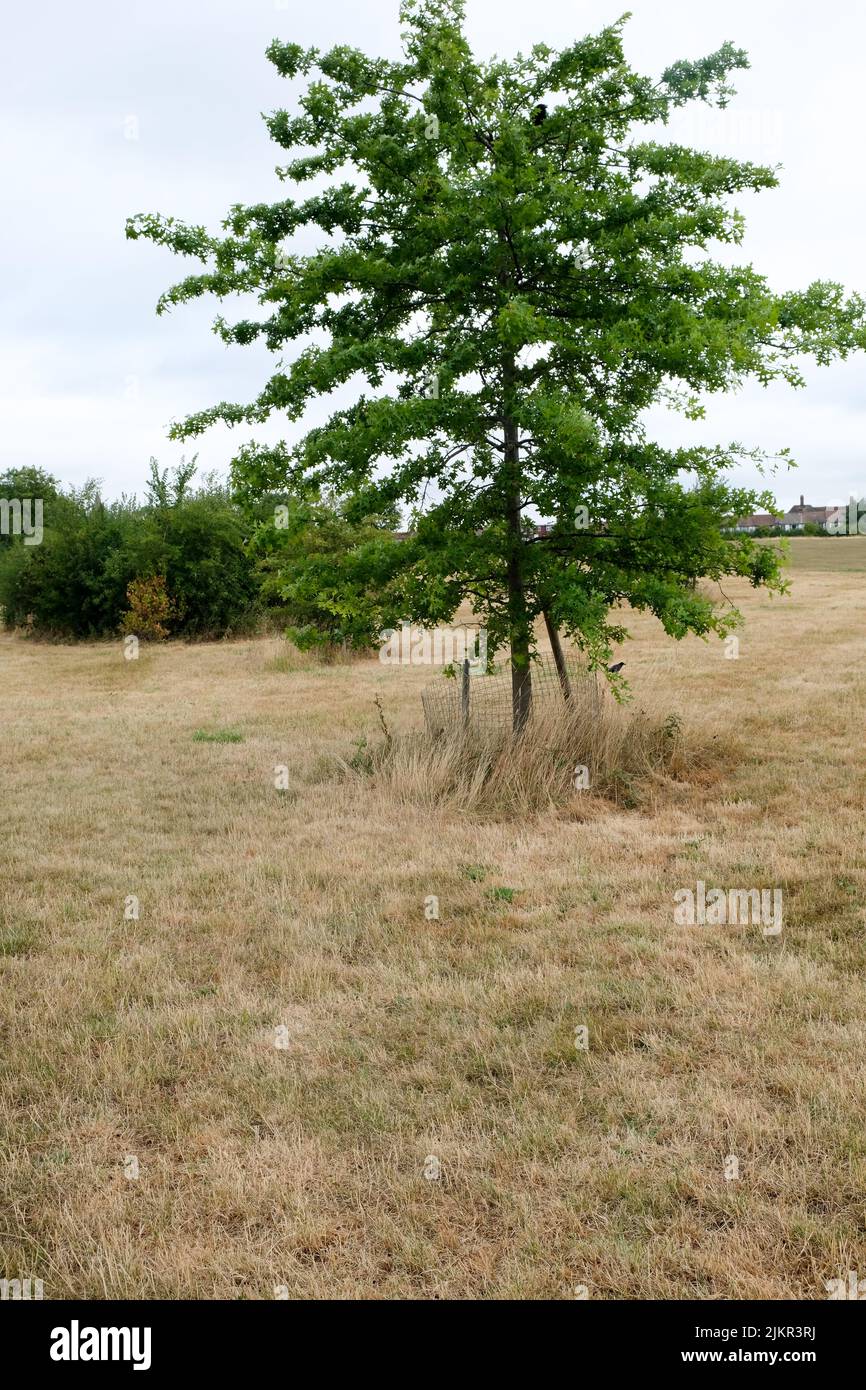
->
[3,0,865,507]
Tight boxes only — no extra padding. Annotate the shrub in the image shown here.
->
[0,461,260,640]
[0,484,139,636]
[120,575,177,640]
[151,494,259,637]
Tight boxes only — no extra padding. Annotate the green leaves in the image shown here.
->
[128,7,865,684]
[265,41,317,80]
[661,41,750,108]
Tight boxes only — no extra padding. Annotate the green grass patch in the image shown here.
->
[487,885,518,903]
[0,927,39,957]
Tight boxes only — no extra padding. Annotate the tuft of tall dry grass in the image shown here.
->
[351,677,690,815]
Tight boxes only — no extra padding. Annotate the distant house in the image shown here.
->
[780,496,833,530]
[733,496,834,533]
[733,512,778,533]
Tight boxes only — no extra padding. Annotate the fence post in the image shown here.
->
[461,658,471,728]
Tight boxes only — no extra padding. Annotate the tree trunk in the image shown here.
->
[543,609,571,701]
[503,353,531,735]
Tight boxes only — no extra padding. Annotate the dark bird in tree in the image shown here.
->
[607,662,625,674]
[531,102,548,126]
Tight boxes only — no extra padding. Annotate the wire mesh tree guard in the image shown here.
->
[420,653,601,736]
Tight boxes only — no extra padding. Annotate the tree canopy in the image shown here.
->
[127,1,866,728]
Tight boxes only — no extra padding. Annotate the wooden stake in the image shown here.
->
[461,658,471,728]
[543,610,572,701]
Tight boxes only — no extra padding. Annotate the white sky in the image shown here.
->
[2,0,865,507]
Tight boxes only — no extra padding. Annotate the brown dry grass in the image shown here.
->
[2,541,866,1300]
[358,682,692,815]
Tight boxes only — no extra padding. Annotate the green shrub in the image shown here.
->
[0,461,260,640]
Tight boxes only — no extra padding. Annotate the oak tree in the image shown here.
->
[128,1,866,730]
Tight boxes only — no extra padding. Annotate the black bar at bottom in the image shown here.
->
[1,1298,860,1376]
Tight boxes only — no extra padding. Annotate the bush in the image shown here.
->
[0,461,260,640]
[147,493,259,637]
[120,575,177,640]
[0,483,138,636]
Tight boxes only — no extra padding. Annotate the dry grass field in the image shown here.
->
[2,539,866,1300]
